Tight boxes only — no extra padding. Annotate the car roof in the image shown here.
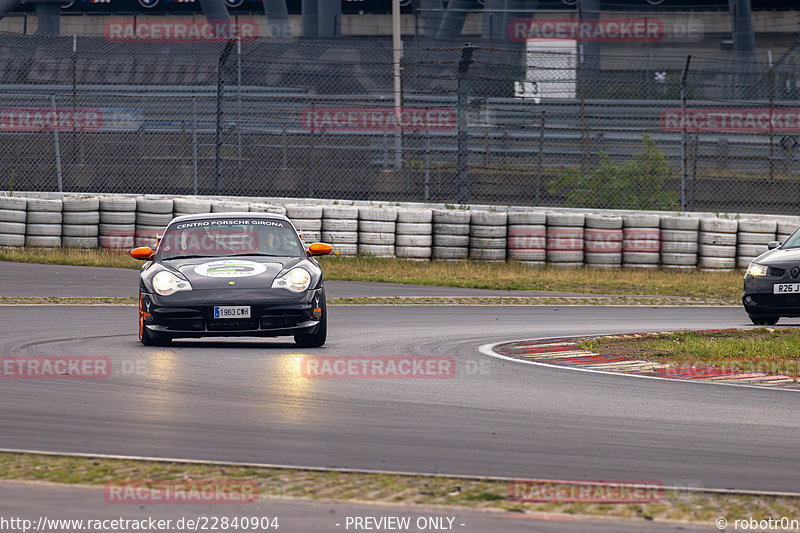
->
[169,212,292,224]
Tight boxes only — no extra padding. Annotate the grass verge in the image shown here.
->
[0,247,141,269]
[583,328,800,378]
[0,451,798,525]
[0,248,744,298]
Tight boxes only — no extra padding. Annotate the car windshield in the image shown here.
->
[158,217,304,260]
[782,231,800,249]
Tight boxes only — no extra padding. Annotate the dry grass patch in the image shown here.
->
[583,328,800,378]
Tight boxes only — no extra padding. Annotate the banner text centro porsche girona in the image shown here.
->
[300,107,456,132]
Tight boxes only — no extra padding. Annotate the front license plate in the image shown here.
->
[773,284,800,294]
[213,306,251,319]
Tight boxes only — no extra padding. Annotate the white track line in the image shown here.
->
[478,335,800,394]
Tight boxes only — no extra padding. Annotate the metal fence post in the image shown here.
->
[690,132,699,211]
[237,36,242,172]
[537,110,544,206]
[424,130,430,201]
[392,0,403,170]
[680,55,691,213]
[192,96,198,195]
[51,95,62,192]
[215,41,235,195]
[768,53,775,180]
[456,43,476,205]
[71,34,77,184]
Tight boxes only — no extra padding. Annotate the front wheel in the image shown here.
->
[295,290,327,348]
[139,291,172,346]
[749,314,779,326]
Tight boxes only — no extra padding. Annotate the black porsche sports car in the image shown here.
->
[742,231,800,325]
[131,212,332,346]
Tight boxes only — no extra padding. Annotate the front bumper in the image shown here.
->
[743,275,800,317]
[141,287,323,338]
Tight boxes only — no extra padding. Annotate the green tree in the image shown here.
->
[549,135,677,210]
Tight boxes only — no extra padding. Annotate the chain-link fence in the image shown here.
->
[1,27,799,214]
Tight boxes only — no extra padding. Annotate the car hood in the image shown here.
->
[755,247,800,267]
[161,256,307,290]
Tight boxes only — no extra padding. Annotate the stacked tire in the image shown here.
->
[546,212,584,268]
[698,218,737,271]
[135,197,173,248]
[583,214,622,269]
[211,200,249,213]
[62,196,99,248]
[323,205,359,257]
[777,219,800,245]
[660,216,699,270]
[26,198,62,248]
[173,197,211,218]
[0,196,26,247]
[250,202,287,216]
[622,215,661,269]
[736,219,777,269]
[99,196,136,251]
[507,210,546,267]
[432,209,470,261]
[394,208,432,260]
[286,204,323,245]
[469,211,507,262]
[358,207,396,258]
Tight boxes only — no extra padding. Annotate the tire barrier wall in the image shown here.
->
[3,192,800,271]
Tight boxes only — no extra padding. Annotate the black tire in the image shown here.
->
[295,289,327,348]
[139,291,172,346]
[749,314,779,326]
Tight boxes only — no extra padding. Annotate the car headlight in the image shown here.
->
[152,271,192,296]
[746,263,769,277]
[272,267,311,292]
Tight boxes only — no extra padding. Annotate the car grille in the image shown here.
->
[207,319,260,331]
[768,266,786,277]
[162,317,205,331]
[260,312,306,329]
[751,294,800,306]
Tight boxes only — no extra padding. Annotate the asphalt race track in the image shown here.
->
[0,261,594,297]
[1,262,797,532]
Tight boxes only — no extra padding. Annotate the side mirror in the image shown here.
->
[307,242,333,256]
[768,241,781,250]
[131,246,154,260]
